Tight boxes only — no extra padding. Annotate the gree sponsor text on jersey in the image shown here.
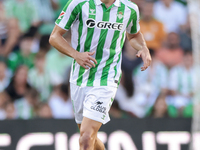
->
[86,19,124,30]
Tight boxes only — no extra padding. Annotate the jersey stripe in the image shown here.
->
[113,5,130,82]
[58,0,81,30]
[130,8,138,34]
[121,0,140,34]
[87,4,111,86]
[76,2,89,86]
[114,31,125,82]
[81,4,103,86]
[100,3,125,86]
[71,18,80,75]
[64,6,78,29]
[56,0,73,24]
[94,6,117,86]
[71,2,87,82]
[71,2,87,77]
[77,1,96,86]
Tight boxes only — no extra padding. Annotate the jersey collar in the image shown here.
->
[95,0,121,7]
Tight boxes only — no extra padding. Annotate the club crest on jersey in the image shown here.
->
[58,11,65,19]
[86,19,124,31]
[117,12,124,19]
[89,9,96,15]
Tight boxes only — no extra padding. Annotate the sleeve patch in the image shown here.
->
[58,11,65,20]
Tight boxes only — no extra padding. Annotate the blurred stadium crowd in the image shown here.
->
[0,0,194,120]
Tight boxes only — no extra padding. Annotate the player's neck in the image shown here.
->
[101,0,115,8]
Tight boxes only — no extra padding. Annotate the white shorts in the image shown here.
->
[70,83,117,124]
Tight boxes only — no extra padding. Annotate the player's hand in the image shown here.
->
[74,51,97,69]
[136,47,151,71]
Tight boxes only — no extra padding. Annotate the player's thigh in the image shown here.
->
[80,117,102,137]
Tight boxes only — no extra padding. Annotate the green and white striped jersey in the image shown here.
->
[55,0,140,87]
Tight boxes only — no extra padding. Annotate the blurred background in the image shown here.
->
[0,0,192,120]
[0,0,199,149]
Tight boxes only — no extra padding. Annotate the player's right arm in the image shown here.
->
[49,0,97,69]
[49,26,97,69]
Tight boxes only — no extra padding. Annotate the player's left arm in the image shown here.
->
[126,3,151,71]
[126,31,151,71]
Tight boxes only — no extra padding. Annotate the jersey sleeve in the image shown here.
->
[55,0,80,30]
[126,5,140,34]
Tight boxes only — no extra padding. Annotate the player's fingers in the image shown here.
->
[145,58,151,68]
[148,58,152,66]
[87,60,95,67]
[142,56,147,65]
[89,56,97,64]
[141,66,147,71]
[88,51,95,56]
[144,59,149,68]
[81,63,89,69]
[136,53,140,58]
[141,66,145,71]
[85,62,93,68]
[136,51,142,58]
[141,59,149,71]
[147,61,151,67]
[86,60,94,67]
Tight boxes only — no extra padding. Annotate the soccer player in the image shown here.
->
[49,0,151,149]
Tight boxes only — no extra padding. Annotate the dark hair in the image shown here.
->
[27,26,38,37]
[19,27,38,41]
[60,83,69,95]
[40,35,51,51]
